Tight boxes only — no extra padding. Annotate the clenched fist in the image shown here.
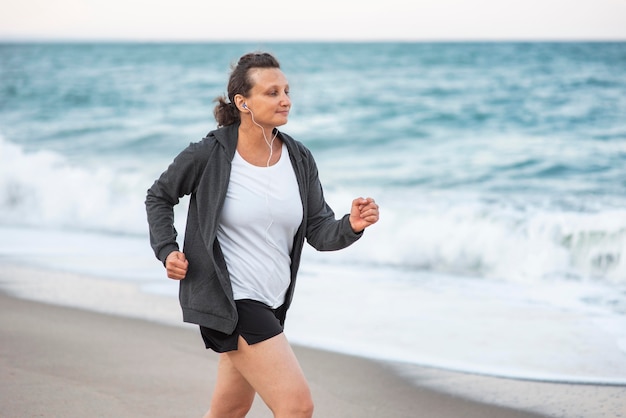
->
[165,251,188,280]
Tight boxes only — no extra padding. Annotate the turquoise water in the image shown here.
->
[1,42,626,382]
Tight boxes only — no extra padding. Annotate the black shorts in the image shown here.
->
[199,299,285,353]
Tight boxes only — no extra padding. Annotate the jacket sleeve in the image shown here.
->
[145,141,208,264]
[302,147,363,251]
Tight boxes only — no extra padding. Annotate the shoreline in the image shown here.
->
[0,290,548,418]
[1,264,625,417]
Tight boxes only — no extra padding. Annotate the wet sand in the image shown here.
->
[0,291,552,418]
[2,262,626,417]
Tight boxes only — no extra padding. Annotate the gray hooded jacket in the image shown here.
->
[146,123,362,334]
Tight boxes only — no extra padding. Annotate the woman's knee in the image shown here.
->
[296,390,314,416]
[299,397,315,418]
[274,403,314,418]
[273,388,314,418]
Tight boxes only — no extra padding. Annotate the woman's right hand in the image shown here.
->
[165,251,188,280]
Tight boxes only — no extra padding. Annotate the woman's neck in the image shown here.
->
[237,123,282,167]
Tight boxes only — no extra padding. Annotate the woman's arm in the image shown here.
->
[303,149,378,251]
[145,141,205,264]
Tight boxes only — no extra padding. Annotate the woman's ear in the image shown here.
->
[233,94,247,112]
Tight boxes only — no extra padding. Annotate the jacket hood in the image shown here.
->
[208,123,239,158]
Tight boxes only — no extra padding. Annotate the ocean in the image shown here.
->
[1,42,625,384]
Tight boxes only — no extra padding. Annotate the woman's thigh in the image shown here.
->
[206,354,256,418]
[226,334,313,416]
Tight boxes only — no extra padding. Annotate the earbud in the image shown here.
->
[242,103,248,109]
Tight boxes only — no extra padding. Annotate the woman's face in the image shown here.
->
[245,68,291,127]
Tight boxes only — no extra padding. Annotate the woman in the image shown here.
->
[145,52,379,418]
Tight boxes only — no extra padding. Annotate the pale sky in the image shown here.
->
[1,0,625,41]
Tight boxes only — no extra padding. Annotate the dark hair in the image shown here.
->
[213,52,281,127]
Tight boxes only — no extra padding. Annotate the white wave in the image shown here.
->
[0,136,152,235]
[3,134,624,285]
[321,189,626,285]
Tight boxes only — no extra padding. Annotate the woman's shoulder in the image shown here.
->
[170,131,222,170]
[176,136,216,162]
[184,125,235,155]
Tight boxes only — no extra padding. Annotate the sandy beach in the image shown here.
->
[1,266,625,417]
[0,291,543,418]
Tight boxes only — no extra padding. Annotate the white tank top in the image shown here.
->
[217,143,303,308]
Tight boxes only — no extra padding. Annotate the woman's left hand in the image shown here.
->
[349,197,379,233]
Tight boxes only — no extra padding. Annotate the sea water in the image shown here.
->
[1,42,626,384]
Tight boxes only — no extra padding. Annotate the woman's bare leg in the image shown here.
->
[204,354,256,418]
[227,334,314,418]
